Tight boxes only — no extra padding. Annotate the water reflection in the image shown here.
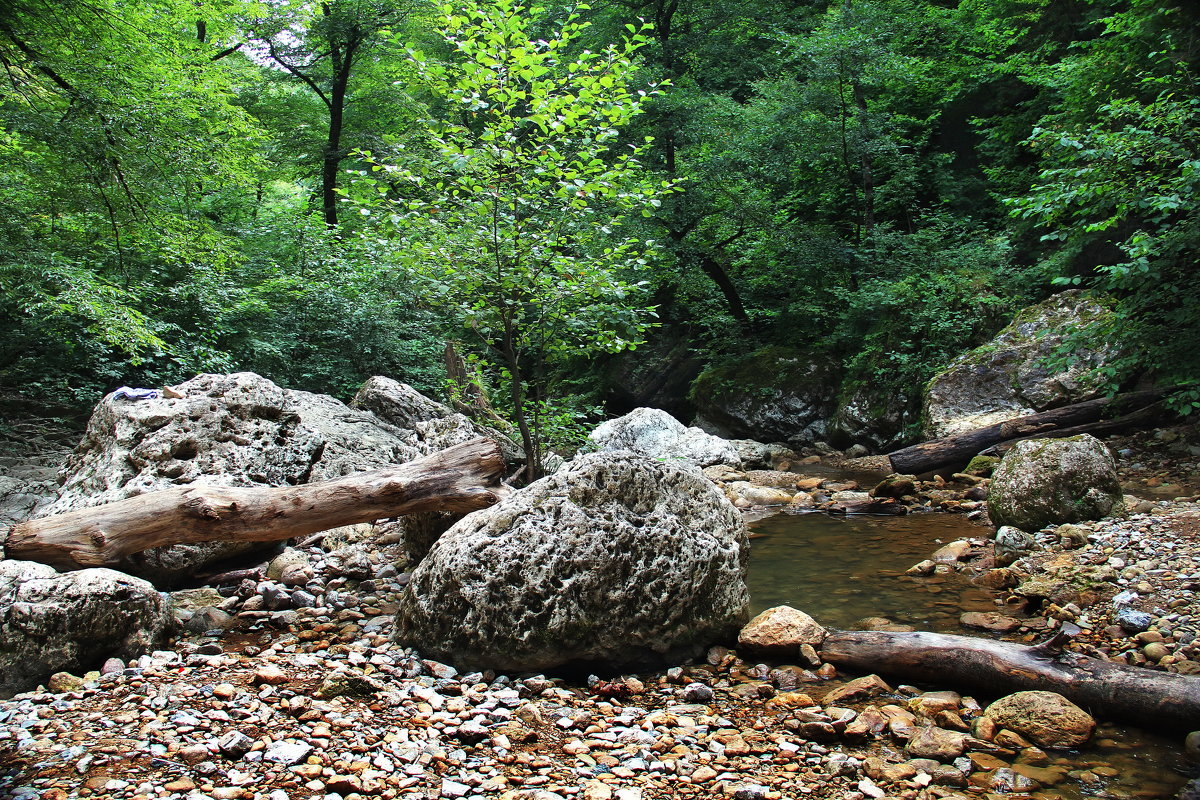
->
[746,510,994,629]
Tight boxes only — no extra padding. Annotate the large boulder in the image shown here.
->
[0,560,172,696]
[689,347,837,446]
[983,690,1095,748]
[589,407,742,468]
[394,451,749,671]
[41,373,426,584]
[923,291,1122,439]
[354,375,523,462]
[987,435,1123,532]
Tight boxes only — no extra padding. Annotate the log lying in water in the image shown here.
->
[820,628,1200,729]
[5,437,505,571]
[886,389,1164,475]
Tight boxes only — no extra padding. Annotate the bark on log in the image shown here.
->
[887,390,1163,475]
[821,629,1200,730]
[5,437,505,571]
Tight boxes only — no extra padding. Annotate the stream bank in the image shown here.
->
[3,402,1200,799]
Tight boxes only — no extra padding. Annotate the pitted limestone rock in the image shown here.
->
[0,560,171,697]
[395,450,749,671]
[40,373,423,584]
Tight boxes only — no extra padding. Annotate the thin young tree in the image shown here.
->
[359,0,673,478]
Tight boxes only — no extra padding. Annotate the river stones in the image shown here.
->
[904,725,966,761]
[0,560,172,696]
[738,606,827,656]
[994,525,1037,566]
[983,690,1095,748]
[394,450,749,671]
[987,435,1123,532]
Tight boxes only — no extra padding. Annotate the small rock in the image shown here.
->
[984,691,1095,748]
[737,605,827,654]
[46,672,85,693]
[821,674,891,705]
[1116,608,1154,634]
[263,740,313,765]
[905,726,966,761]
[959,611,1022,633]
[218,730,255,759]
[253,664,289,686]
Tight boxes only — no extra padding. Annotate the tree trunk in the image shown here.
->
[886,390,1163,475]
[820,629,1200,730]
[6,438,505,572]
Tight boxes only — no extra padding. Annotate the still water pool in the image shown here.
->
[746,509,995,628]
[744,509,1193,799]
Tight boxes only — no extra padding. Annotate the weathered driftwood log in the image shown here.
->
[821,628,1200,729]
[5,437,505,571]
[886,389,1163,475]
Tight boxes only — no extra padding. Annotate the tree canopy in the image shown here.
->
[2,0,1198,448]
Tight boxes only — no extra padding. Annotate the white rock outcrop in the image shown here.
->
[589,407,742,468]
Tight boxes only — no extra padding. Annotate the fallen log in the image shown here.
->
[5,437,505,571]
[981,401,1166,459]
[886,389,1163,475]
[821,628,1200,730]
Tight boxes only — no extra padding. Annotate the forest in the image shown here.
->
[1,0,1198,468]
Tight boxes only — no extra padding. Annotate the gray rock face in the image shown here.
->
[395,451,749,671]
[923,291,1121,439]
[987,435,1123,532]
[690,349,837,447]
[589,408,742,468]
[41,373,423,584]
[828,388,910,453]
[0,560,172,696]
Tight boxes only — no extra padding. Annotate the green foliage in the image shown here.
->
[355,0,673,474]
[1004,0,1200,411]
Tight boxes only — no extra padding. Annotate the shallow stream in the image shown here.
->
[745,509,1192,799]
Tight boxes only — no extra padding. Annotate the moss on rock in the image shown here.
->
[987,435,1123,532]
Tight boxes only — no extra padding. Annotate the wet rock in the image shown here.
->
[267,549,311,585]
[983,691,1095,749]
[1116,608,1154,634]
[905,726,966,761]
[987,435,1123,532]
[737,606,827,655]
[994,525,1037,567]
[959,612,1022,633]
[729,481,794,506]
[0,561,172,696]
[1056,523,1089,549]
[871,475,916,500]
[589,407,742,468]
[395,450,748,671]
[822,674,891,705]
